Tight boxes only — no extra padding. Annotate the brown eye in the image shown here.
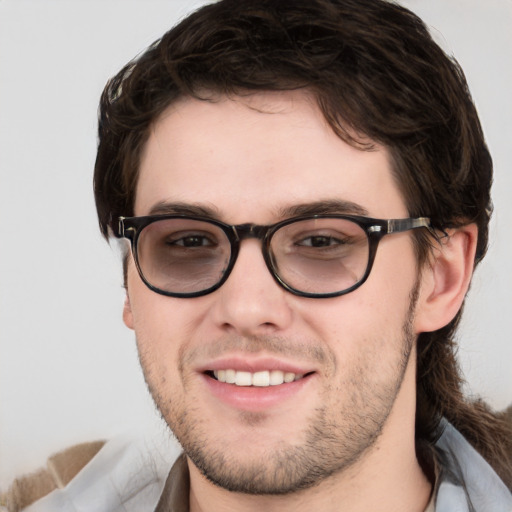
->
[169,235,215,247]
[297,235,344,247]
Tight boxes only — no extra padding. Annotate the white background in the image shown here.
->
[0,0,511,489]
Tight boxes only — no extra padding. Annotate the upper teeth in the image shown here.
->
[213,369,303,387]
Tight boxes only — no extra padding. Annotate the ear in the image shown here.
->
[414,223,478,333]
[123,293,134,330]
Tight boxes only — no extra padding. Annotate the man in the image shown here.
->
[3,0,511,510]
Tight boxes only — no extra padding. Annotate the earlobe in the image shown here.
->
[414,224,478,333]
[123,293,134,330]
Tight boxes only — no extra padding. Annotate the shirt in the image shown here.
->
[19,420,512,512]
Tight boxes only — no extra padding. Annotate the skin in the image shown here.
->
[123,91,477,512]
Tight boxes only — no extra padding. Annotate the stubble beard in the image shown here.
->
[139,284,419,495]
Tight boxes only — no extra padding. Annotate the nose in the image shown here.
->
[210,239,294,337]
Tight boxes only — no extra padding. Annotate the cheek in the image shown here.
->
[297,288,413,346]
[126,272,210,366]
[294,249,418,356]
[129,293,188,399]
[361,239,419,323]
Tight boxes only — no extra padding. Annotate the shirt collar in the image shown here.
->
[154,453,190,512]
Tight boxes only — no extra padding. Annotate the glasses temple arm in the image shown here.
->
[387,217,431,234]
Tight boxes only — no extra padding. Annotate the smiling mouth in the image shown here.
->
[207,369,313,387]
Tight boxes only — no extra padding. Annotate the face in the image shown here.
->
[124,91,423,493]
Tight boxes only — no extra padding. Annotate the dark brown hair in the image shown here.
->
[93,0,511,486]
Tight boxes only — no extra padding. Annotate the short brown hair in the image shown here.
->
[93,0,510,485]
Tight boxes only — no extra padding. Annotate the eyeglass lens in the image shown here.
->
[135,217,370,296]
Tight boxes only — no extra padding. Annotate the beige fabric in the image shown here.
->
[1,441,105,512]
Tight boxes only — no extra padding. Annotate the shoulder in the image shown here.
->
[1,441,105,512]
[434,419,512,510]
[1,434,181,512]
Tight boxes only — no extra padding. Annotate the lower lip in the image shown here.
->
[201,373,314,412]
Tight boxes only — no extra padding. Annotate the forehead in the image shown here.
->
[136,91,408,222]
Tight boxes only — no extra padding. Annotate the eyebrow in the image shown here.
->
[148,201,221,218]
[147,199,369,221]
[276,200,369,218]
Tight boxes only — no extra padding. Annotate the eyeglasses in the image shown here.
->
[116,214,431,299]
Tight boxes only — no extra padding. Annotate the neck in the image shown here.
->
[188,349,431,512]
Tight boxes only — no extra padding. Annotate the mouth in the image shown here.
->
[201,361,316,411]
[206,369,313,387]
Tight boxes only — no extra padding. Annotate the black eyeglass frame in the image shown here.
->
[116,214,431,299]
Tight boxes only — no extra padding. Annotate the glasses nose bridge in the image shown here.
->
[230,223,273,272]
[232,223,271,243]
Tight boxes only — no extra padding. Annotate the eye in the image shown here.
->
[164,230,219,248]
[171,235,215,247]
[296,235,347,248]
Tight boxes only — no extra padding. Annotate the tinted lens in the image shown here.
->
[136,218,230,294]
[270,218,369,294]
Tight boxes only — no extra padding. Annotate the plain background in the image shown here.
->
[0,0,511,490]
